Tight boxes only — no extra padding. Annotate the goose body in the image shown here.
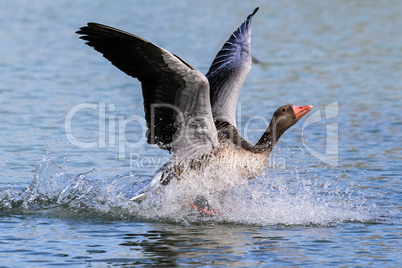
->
[76,7,313,202]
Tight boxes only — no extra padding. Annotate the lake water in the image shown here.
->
[0,0,401,267]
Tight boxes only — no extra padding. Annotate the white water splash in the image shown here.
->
[0,158,379,226]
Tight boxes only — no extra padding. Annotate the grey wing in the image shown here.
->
[77,23,218,157]
[206,7,258,127]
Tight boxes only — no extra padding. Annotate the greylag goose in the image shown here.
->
[76,7,313,202]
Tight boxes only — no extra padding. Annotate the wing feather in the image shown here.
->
[206,7,259,126]
[77,23,218,156]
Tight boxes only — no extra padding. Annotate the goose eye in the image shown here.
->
[281,108,287,113]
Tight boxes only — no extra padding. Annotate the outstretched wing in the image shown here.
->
[77,23,218,157]
[206,7,258,127]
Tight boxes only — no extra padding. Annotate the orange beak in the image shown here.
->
[293,105,314,118]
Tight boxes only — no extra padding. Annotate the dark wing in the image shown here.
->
[206,7,258,127]
[77,23,218,156]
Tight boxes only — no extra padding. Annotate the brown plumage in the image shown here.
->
[76,8,313,201]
